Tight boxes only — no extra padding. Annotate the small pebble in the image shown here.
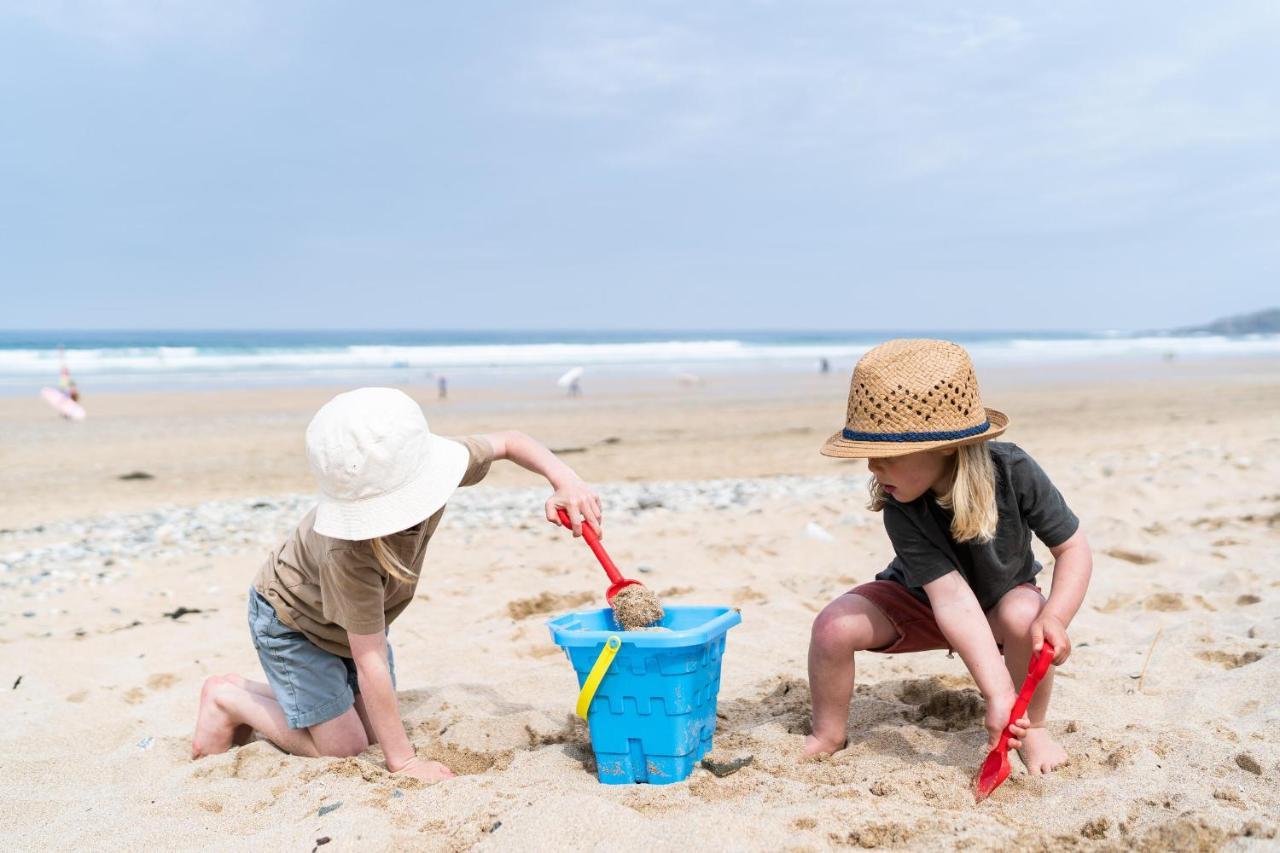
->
[318,801,342,817]
[701,753,754,777]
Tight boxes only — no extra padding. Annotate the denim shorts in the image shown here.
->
[247,587,396,730]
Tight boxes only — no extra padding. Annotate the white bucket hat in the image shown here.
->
[306,387,469,541]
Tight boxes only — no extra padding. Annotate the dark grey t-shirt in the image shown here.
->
[875,442,1079,612]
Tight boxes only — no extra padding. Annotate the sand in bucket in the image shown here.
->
[611,584,666,630]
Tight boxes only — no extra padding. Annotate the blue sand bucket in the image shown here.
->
[547,605,741,785]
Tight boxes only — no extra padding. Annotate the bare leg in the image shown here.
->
[805,593,898,756]
[213,673,274,743]
[353,694,378,745]
[192,676,318,759]
[988,586,1069,774]
[220,673,275,698]
[308,706,370,758]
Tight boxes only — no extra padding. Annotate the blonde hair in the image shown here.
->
[370,536,418,583]
[867,443,998,543]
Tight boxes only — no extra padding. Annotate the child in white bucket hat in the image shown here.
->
[806,340,1093,778]
[192,387,603,782]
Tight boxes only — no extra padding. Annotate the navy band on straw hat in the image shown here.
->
[820,339,1008,459]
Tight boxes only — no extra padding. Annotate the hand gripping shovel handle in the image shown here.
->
[998,642,1056,751]
[555,507,625,586]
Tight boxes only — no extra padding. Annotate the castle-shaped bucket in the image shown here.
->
[547,605,741,784]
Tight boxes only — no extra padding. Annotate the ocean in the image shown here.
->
[2,329,1278,395]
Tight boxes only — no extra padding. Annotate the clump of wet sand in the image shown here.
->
[611,584,665,630]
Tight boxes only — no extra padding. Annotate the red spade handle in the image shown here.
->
[555,507,624,586]
[996,642,1055,751]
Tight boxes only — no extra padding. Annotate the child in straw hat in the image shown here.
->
[806,339,1092,775]
[192,387,602,783]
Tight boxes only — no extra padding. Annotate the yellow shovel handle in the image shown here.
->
[576,635,622,720]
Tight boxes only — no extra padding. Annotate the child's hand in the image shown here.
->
[985,691,1029,751]
[1030,613,1071,664]
[546,478,603,538]
[390,755,456,783]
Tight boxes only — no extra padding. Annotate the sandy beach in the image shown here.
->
[2,360,1278,851]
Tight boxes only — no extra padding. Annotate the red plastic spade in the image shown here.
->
[974,641,1056,802]
[555,507,644,602]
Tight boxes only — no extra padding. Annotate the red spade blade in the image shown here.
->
[973,747,1011,802]
[972,642,1056,803]
[605,578,643,602]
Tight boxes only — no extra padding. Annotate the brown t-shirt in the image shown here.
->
[254,436,494,657]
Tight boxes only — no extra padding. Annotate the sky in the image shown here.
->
[0,1,1277,331]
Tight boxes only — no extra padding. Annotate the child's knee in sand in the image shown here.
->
[309,709,370,758]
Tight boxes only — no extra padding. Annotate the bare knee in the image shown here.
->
[993,587,1044,640]
[319,738,366,759]
[310,710,370,758]
[811,602,876,653]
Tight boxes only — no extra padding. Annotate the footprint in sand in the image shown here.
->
[831,822,918,848]
[897,678,984,732]
[1095,594,1135,613]
[1143,593,1187,612]
[146,673,178,690]
[1105,548,1160,565]
[506,591,595,620]
[1196,650,1264,669]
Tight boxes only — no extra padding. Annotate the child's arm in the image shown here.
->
[1031,529,1092,664]
[348,631,449,781]
[924,571,1030,749]
[480,430,602,538]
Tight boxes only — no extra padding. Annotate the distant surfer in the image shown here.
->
[41,347,86,420]
[557,366,584,398]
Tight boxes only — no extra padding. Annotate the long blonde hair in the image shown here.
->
[370,536,417,583]
[867,443,998,543]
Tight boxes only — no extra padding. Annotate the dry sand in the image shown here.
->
[2,361,1278,851]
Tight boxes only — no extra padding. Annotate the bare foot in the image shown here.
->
[192,676,239,759]
[802,733,848,758]
[1017,726,1069,774]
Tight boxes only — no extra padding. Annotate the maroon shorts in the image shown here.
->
[851,580,1042,655]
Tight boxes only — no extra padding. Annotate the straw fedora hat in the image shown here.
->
[820,339,1008,459]
[306,387,469,540]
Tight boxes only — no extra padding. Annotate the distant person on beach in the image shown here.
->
[819,357,830,374]
[191,387,603,782]
[59,360,79,402]
[805,339,1091,777]
[437,375,447,400]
